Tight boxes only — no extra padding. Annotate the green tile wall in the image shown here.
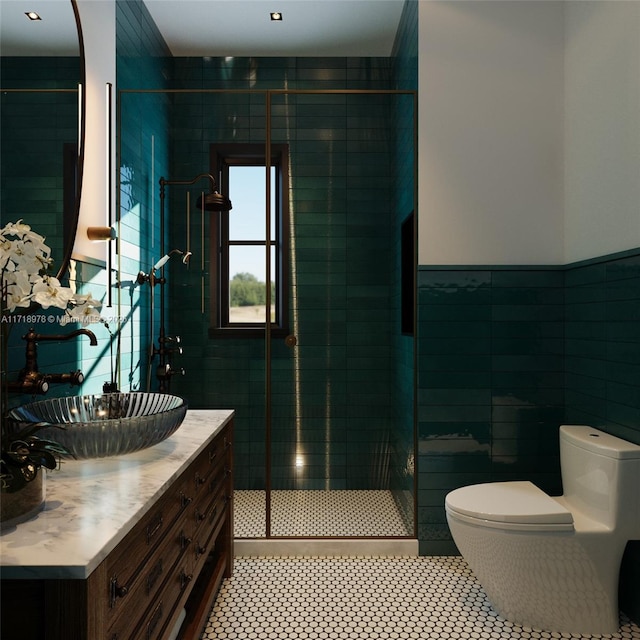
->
[116,0,172,392]
[1,57,112,403]
[114,1,416,527]
[164,76,405,494]
[417,267,566,554]
[1,57,80,267]
[418,253,640,562]
[565,252,640,444]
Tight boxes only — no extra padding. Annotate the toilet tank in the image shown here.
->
[560,425,640,532]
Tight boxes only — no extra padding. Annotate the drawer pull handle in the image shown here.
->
[196,474,206,486]
[209,450,217,463]
[181,532,193,550]
[146,513,163,544]
[197,510,206,522]
[146,558,163,595]
[180,492,193,509]
[180,571,193,590]
[109,577,129,607]
[196,543,207,557]
[146,601,163,640]
[210,473,225,492]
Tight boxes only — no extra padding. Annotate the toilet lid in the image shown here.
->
[445,481,573,525]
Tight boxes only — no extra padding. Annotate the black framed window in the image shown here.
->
[209,144,289,337]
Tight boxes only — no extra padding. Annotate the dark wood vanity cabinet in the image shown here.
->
[1,420,234,640]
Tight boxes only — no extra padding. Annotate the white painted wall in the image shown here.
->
[564,1,640,263]
[72,0,116,266]
[418,1,565,266]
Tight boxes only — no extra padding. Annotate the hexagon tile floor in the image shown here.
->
[234,490,413,537]
[200,556,640,640]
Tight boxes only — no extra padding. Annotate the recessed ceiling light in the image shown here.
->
[270,12,283,21]
[25,11,41,20]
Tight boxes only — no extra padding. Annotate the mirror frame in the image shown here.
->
[57,0,86,281]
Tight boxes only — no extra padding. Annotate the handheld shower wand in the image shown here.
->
[153,248,192,270]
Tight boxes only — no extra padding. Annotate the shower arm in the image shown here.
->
[159,173,219,195]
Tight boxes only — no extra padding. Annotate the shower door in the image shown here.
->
[261,90,416,538]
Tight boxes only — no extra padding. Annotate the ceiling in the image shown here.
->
[0,0,79,56]
[0,0,406,58]
[144,0,405,57]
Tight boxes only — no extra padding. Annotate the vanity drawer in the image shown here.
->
[191,435,228,496]
[188,483,228,570]
[105,520,197,634]
[127,557,194,640]
[104,470,193,589]
[104,470,200,633]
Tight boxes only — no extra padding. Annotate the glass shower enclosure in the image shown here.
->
[118,86,417,540]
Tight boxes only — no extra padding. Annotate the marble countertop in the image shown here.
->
[0,409,234,580]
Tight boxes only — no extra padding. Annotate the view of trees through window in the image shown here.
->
[229,272,275,323]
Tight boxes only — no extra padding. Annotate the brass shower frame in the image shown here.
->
[117,87,419,539]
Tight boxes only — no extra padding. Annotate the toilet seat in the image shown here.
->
[445,481,574,532]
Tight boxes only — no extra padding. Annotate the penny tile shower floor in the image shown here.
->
[201,556,640,640]
[234,490,412,538]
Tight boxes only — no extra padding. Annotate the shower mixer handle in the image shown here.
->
[156,363,185,380]
[166,346,184,356]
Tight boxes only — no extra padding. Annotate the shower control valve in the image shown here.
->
[156,363,185,380]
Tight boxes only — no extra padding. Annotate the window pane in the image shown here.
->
[228,166,276,241]
[228,245,275,323]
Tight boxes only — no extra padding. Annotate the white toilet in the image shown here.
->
[445,425,640,634]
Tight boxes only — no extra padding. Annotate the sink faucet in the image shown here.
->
[8,327,98,395]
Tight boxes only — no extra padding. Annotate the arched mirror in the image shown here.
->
[0,0,85,280]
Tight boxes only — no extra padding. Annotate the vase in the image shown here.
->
[0,469,46,531]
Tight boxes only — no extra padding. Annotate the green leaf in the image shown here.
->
[27,450,58,470]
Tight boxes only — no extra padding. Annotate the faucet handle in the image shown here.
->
[166,346,183,356]
[161,335,181,344]
[44,370,85,387]
[9,372,50,394]
[156,364,185,380]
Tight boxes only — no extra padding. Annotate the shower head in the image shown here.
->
[196,190,232,212]
[160,174,232,212]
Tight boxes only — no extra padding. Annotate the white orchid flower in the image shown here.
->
[1,221,100,321]
[31,276,74,310]
[0,219,32,237]
[66,303,102,325]
[71,292,103,311]
[3,270,33,312]
[66,292,103,325]
[7,239,45,275]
